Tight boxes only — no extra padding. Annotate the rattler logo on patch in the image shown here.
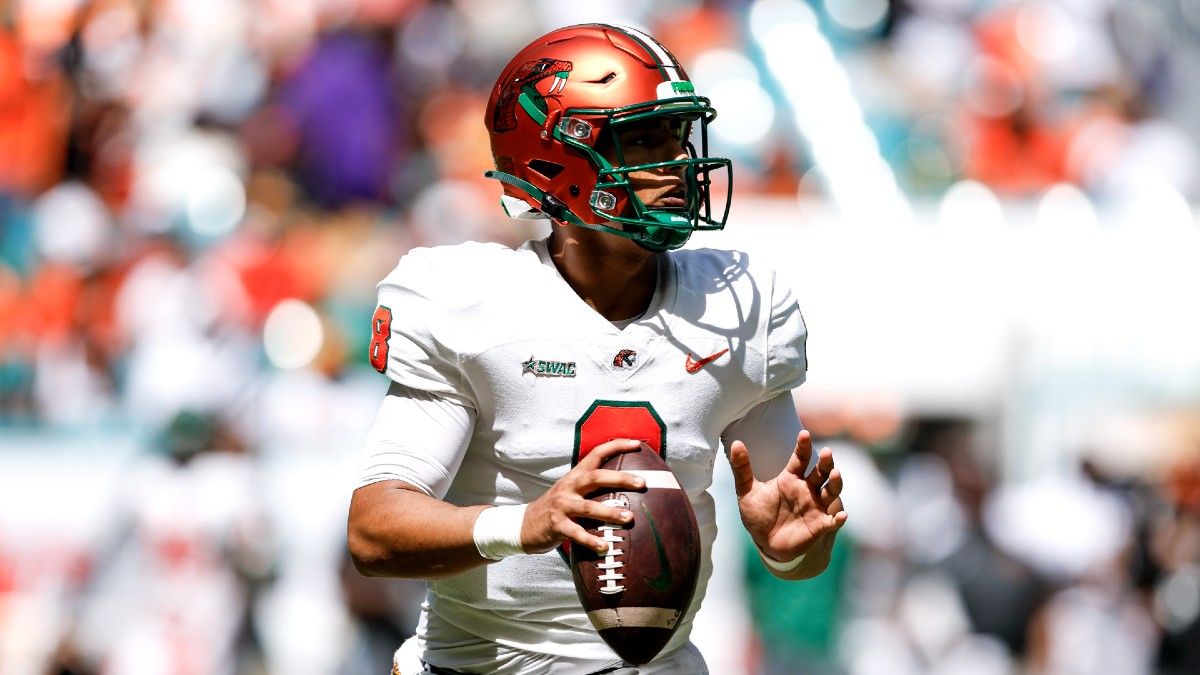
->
[522,355,577,377]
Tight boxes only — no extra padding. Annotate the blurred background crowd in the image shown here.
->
[0,0,1198,673]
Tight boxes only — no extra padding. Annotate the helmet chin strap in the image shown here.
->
[635,211,693,252]
[484,170,586,226]
[484,170,693,251]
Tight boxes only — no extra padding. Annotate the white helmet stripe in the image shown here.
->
[615,24,682,82]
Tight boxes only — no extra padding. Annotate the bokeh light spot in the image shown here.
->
[1036,183,1098,230]
[824,0,890,33]
[939,180,1005,229]
[186,167,247,237]
[263,300,324,370]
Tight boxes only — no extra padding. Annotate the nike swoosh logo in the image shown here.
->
[641,503,673,592]
[685,348,728,373]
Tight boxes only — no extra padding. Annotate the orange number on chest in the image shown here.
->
[573,400,667,464]
[561,400,667,559]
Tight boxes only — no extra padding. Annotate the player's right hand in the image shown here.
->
[521,438,646,554]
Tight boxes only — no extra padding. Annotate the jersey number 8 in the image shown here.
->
[369,306,392,373]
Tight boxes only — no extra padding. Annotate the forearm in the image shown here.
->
[348,480,492,579]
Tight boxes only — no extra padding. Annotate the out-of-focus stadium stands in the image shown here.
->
[1,0,1198,673]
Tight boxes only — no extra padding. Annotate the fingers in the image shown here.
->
[805,446,835,491]
[815,447,835,478]
[530,489,635,554]
[570,440,648,494]
[560,519,612,553]
[825,496,847,527]
[820,468,843,504]
[785,430,814,475]
[574,496,634,525]
[578,438,642,469]
[728,440,756,498]
[816,463,846,530]
[533,439,647,553]
[573,468,646,494]
[565,493,634,553]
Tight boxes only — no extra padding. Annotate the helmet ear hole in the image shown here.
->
[528,159,564,180]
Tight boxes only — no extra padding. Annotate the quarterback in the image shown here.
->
[348,24,847,675]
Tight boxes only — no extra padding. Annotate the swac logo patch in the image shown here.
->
[493,58,573,133]
[612,349,637,369]
[522,355,577,377]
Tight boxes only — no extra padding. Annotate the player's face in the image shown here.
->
[602,118,689,211]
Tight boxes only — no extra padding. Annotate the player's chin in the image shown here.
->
[651,196,688,209]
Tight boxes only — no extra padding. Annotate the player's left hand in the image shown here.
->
[729,429,847,579]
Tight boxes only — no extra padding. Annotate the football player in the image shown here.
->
[348,24,847,675]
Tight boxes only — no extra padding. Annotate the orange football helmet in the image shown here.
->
[484,24,732,251]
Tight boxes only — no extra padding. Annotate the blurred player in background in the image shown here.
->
[62,411,273,675]
[348,24,847,675]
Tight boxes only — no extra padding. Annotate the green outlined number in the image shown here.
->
[573,400,667,464]
[561,400,667,560]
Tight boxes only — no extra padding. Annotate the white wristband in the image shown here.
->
[473,504,527,561]
[756,542,806,573]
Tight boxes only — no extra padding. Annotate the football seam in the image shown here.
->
[596,496,628,594]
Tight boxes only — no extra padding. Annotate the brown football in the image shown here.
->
[570,443,701,666]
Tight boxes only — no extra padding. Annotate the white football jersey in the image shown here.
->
[367,237,807,667]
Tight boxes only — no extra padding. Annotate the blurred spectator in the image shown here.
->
[911,418,1046,661]
[1020,457,1158,675]
[1151,453,1200,674]
[66,410,273,675]
[743,502,854,675]
[0,29,70,197]
[276,30,400,208]
[958,8,1069,194]
[336,554,424,675]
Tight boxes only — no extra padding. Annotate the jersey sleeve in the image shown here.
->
[721,391,804,478]
[763,266,808,398]
[371,250,476,408]
[358,382,476,498]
